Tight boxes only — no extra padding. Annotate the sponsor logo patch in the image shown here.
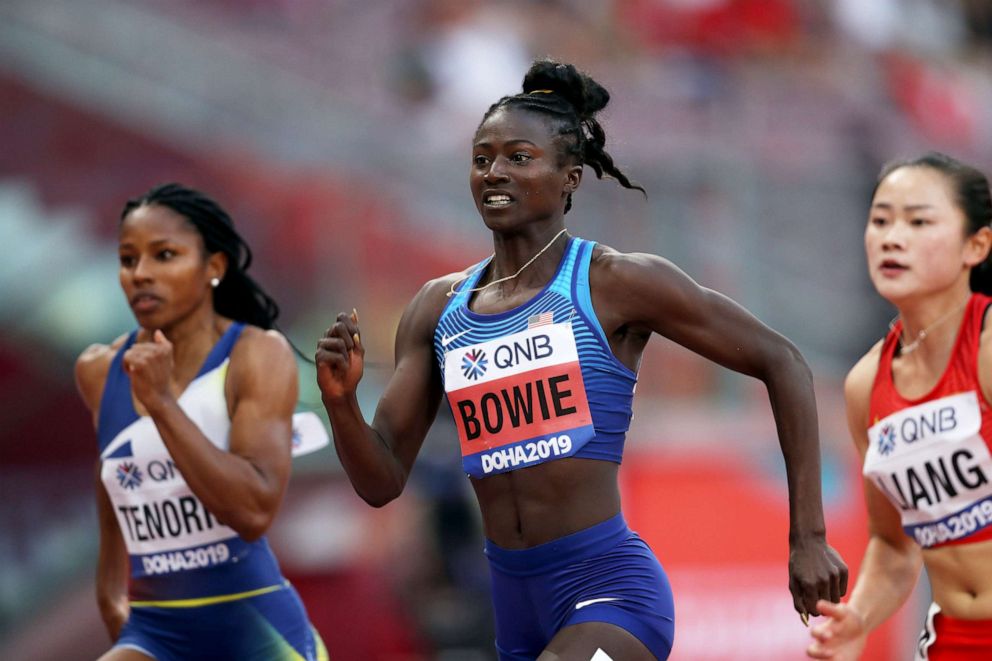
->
[116,461,143,490]
[461,349,488,380]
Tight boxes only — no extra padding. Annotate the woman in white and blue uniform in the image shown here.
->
[76,184,327,660]
[316,60,847,660]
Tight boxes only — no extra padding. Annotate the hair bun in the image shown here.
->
[521,59,609,118]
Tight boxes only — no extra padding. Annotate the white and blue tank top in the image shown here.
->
[435,237,637,478]
[97,323,285,602]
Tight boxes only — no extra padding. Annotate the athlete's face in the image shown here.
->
[118,204,225,329]
[865,166,987,305]
[470,108,582,232]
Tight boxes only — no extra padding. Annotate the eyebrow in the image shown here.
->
[473,139,539,149]
[871,203,934,211]
[118,238,177,249]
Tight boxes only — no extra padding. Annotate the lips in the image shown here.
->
[878,259,908,276]
[483,191,514,208]
[130,292,163,313]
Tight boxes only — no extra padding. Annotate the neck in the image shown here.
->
[897,292,970,336]
[489,226,568,285]
[893,289,972,359]
[152,306,226,371]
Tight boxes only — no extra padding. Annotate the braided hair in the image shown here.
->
[478,59,644,214]
[875,152,992,295]
[121,183,281,329]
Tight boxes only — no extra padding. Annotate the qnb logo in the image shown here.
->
[116,461,144,490]
[461,349,488,380]
[878,424,897,456]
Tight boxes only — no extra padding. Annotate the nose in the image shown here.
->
[131,255,154,282]
[881,222,907,250]
[483,157,510,184]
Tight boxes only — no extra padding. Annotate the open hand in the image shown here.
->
[806,599,867,659]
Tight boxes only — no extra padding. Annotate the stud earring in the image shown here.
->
[210,277,220,288]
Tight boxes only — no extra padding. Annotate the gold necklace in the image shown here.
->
[888,298,969,355]
[446,228,569,298]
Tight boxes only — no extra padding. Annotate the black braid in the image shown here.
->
[121,183,310,360]
[478,59,645,214]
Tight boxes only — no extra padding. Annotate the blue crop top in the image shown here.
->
[97,323,286,602]
[434,237,637,478]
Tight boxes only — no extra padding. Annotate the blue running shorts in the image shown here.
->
[115,581,327,660]
[485,513,675,660]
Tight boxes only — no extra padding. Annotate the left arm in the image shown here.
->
[123,328,295,541]
[591,249,848,615]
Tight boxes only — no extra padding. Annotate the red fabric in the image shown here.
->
[618,0,798,55]
[870,293,992,428]
[868,293,992,548]
[929,611,992,660]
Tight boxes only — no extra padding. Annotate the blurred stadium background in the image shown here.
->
[2,0,991,659]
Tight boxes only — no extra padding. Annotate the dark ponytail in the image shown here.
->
[121,183,282,329]
[478,59,644,214]
[876,152,992,294]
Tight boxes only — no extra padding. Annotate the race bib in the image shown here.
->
[865,392,992,547]
[444,323,595,476]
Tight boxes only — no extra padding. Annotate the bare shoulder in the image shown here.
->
[226,326,298,411]
[588,242,699,319]
[75,333,128,413]
[589,243,679,281]
[976,308,992,399]
[422,272,464,304]
[403,272,468,330]
[844,338,884,426]
[979,309,992,354]
[230,326,296,373]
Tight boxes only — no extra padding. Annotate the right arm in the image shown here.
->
[75,339,129,640]
[94,461,129,639]
[808,345,924,659]
[315,279,450,506]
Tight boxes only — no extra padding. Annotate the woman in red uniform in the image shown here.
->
[808,153,992,659]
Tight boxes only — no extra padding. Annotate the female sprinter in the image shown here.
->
[75,184,327,660]
[317,60,847,660]
[808,154,992,660]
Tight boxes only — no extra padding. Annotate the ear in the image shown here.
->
[965,226,992,268]
[563,165,583,195]
[207,251,228,285]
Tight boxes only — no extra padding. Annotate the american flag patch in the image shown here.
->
[527,311,553,328]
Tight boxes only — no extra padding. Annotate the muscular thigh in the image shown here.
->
[540,622,657,661]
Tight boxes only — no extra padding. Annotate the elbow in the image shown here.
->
[360,493,397,508]
[237,521,270,543]
[762,339,812,384]
[236,520,271,543]
[354,474,406,509]
[777,338,810,372]
[216,508,275,542]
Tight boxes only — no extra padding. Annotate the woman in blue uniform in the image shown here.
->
[315,59,847,660]
[75,184,327,660]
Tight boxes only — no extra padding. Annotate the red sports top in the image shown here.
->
[864,293,992,549]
